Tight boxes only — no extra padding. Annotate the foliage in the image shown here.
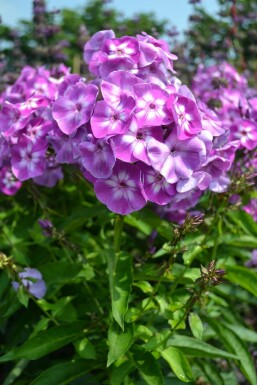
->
[0,1,257,384]
[0,170,257,384]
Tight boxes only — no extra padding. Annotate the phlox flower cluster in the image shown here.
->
[0,30,248,217]
[191,62,257,222]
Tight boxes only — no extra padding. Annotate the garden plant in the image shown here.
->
[0,1,257,384]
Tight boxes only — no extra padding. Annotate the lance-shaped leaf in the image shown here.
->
[107,321,134,367]
[188,313,203,340]
[225,265,257,298]
[161,346,194,382]
[107,251,133,330]
[208,319,257,385]
[29,359,95,385]
[133,350,165,385]
[167,335,238,359]
[0,323,84,362]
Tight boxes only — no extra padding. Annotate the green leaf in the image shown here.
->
[167,335,238,359]
[16,286,29,308]
[227,210,257,236]
[124,215,152,235]
[188,313,203,340]
[39,261,82,284]
[209,320,257,385]
[226,265,257,298]
[222,235,257,248]
[108,251,133,330]
[74,338,96,359]
[111,360,134,385]
[197,360,225,385]
[161,347,194,382]
[143,330,171,351]
[223,322,257,343]
[134,351,165,385]
[29,359,93,385]
[182,245,203,266]
[107,322,134,367]
[0,323,84,362]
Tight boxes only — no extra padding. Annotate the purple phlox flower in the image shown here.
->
[79,135,116,178]
[101,70,142,108]
[101,36,140,64]
[22,117,52,144]
[135,62,169,87]
[0,167,22,195]
[137,32,177,72]
[49,126,88,164]
[88,51,109,77]
[91,94,135,138]
[140,163,176,205]
[94,161,147,215]
[0,134,10,168]
[58,74,82,96]
[243,199,257,222]
[83,29,115,64]
[113,117,163,165]
[133,83,171,127]
[12,268,46,299]
[52,82,98,135]
[33,157,63,187]
[214,140,239,165]
[11,136,47,181]
[231,119,257,150]
[203,155,231,179]
[137,40,158,67]
[3,83,27,104]
[167,87,202,140]
[209,174,230,193]
[198,101,225,137]
[197,130,213,155]
[156,189,202,224]
[176,171,212,193]
[248,97,257,120]
[0,102,29,138]
[99,57,135,79]
[147,131,206,184]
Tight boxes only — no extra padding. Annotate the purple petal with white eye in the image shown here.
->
[133,83,171,127]
[79,138,116,178]
[83,29,115,63]
[11,137,47,181]
[101,70,142,107]
[94,161,147,215]
[113,118,163,164]
[167,93,202,140]
[140,163,176,205]
[52,83,98,135]
[176,171,212,193]
[91,95,135,138]
[102,36,140,63]
[0,167,22,195]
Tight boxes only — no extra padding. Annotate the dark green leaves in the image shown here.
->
[134,351,165,385]
[161,347,194,382]
[29,359,94,385]
[226,265,257,298]
[0,323,84,362]
[107,251,133,330]
[107,322,134,367]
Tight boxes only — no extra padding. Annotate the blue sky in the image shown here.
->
[1,0,219,33]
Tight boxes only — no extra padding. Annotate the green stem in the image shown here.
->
[114,215,124,254]
[3,359,29,385]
